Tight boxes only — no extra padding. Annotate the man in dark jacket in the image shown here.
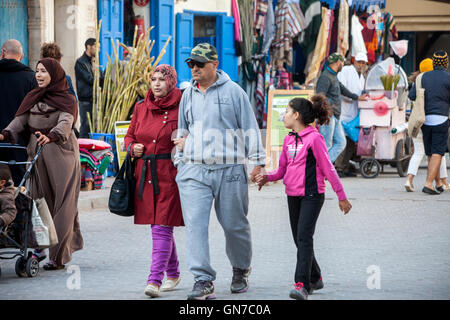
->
[409,50,450,195]
[315,53,368,164]
[75,38,101,138]
[0,39,38,185]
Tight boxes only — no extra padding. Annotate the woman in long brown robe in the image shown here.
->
[0,58,83,270]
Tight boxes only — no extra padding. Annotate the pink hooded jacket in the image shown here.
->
[267,126,347,201]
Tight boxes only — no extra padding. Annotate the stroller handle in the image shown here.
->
[0,143,27,150]
[0,133,41,150]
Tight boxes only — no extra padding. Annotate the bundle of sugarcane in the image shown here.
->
[380,74,401,91]
[89,22,171,134]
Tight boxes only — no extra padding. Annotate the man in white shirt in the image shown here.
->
[334,52,367,177]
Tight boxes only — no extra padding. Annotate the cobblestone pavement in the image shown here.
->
[1,168,449,300]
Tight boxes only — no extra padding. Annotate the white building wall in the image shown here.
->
[54,0,97,90]
[174,0,231,15]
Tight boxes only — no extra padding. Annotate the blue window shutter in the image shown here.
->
[175,13,194,85]
[216,15,238,82]
[98,0,124,70]
[151,0,174,66]
[0,0,28,65]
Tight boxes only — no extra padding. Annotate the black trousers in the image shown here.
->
[79,100,92,138]
[287,193,325,291]
[334,136,357,172]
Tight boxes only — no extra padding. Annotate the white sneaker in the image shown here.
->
[404,180,415,192]
[144,283,160,297]
[160,278,181,292]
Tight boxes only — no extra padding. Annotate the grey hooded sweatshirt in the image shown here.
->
[174,70,265,169]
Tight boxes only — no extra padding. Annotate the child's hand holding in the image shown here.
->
[339,199,352,215]
[255,173,268,191]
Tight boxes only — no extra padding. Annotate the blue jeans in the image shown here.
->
[319,116,347,163]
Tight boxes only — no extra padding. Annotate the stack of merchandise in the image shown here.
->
[78,138,114,191]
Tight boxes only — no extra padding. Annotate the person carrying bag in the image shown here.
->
[108,144,135,216]
[408,73,426,138]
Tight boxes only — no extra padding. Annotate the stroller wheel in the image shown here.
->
[26,257,39,278]
[15,257,27,278]
[360,159,381,179]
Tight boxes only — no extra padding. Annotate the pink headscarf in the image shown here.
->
[152,64,177,93]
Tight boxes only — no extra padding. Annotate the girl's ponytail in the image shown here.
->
[310,94,332,126]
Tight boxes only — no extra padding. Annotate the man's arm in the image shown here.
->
[74,60,94,86]
[339,82,359,100]
[408,83,416,101]
[174,91,189,168]
[237,89,266,167]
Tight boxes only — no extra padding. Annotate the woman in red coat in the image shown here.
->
[125,65,183,298]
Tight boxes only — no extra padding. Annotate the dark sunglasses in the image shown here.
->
[187,60,206,69]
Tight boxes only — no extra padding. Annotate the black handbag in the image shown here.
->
[108,144,136,216]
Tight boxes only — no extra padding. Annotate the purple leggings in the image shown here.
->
[147,225,180,286]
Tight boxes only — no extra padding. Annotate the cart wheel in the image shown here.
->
[26,257,39,278]
[360,159,381,178]
[15,257,27,278]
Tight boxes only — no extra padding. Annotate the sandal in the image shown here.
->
[43,261,65,270]
[32,250,47,262]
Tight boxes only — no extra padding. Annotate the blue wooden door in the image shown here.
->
[0,0,28,65]
[175,12,194,85]
[151,0,174,66]
[216,15,238,82]
[98,0,124,69]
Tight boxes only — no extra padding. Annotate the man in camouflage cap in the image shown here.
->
[175,43,266,300]
[185,42,218,63]
[315,52,368,166]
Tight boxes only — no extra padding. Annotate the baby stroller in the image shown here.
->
[0,138,44,278]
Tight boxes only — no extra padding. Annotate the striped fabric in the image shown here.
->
[272,0,306,66]
[254,0,269,32]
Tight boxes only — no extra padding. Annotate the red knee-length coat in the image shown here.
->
[124,88,184,226]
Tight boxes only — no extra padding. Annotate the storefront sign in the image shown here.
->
[266,89,314,169]
[114,121,131,168]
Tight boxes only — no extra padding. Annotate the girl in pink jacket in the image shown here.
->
[255,94,352,300]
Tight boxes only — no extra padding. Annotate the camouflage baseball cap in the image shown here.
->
[328,52,345,64]
[185,43,218,63]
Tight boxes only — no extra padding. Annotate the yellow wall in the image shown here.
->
[386,0,450,31]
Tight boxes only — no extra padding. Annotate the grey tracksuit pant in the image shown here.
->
[176,163,251,282]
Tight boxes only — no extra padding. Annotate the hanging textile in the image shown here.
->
[328,9,338,55]
[261,0,275,55]
[361,14,378,64]
[238,0,254,63]
[382,12,398,57]
[272,0,306,67]
[298,0,322,57]
[305,7,332,84]
[337,0,349,56]
[299,0,322,76]
[232,0,242,43]
[254,0,269,32]
[351,14,367,57]
[254,59,265,128]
